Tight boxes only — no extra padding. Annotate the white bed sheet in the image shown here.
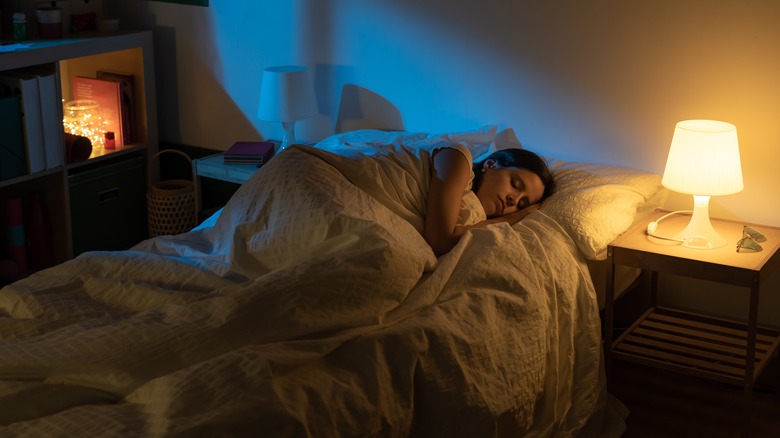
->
[0,144,624,436]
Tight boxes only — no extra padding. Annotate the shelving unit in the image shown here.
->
[0,30,158,274]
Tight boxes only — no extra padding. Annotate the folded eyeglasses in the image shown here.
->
[736,225,766,253]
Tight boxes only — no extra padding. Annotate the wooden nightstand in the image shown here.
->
[193,153,263,185]
[192,140,288,187]
[604,210,780,402]
[191,152,262,219]
[192,140,284,217]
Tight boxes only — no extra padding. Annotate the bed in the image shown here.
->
[0,126,665,436]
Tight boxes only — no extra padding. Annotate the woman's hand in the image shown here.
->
[460,203,539,232]
[498,203,540,225]
[449,203,540,251]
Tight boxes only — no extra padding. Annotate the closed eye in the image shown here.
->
[512,177,531,208]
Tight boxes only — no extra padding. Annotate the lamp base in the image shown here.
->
[672,195,727,249]
[279,121,297,152]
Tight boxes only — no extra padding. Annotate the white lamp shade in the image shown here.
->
[257,66,317,122]
[661,120,744,196]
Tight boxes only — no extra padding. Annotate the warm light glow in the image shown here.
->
[662,120,743,196]
[63,99,106,148]
[661,120,744,249]
[257,66,317,151]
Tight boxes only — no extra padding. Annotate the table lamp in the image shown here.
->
[661,119,744,249]
[257,66,317,152]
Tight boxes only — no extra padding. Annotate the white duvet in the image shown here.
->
[0,143,620,437]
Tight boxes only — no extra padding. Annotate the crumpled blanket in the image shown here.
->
[0,144,611,437]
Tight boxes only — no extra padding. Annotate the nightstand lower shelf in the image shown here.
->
[613,307,780,386]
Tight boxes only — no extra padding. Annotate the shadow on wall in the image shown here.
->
[152,26,181,141]
[309,63,404,136]
[335,85,405,133]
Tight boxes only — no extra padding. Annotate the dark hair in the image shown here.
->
[472,149,556,201]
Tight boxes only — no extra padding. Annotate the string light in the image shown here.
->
[63,99,106,148]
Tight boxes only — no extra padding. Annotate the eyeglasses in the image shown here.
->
[736,225,766,253]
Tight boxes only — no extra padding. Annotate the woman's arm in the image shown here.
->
[424,147,539,256]
[424,148,472,256]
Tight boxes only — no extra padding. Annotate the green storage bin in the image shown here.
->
[69,156,148,255]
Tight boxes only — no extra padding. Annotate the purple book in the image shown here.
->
[223,141,275,163]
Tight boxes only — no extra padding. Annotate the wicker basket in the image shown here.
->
[146,150,198,237]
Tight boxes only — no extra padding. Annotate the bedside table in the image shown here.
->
[604,210,780,401]
[192,153,262,217]
[192,139,294,186]
[192,139,285,215]
[193,153,262,185]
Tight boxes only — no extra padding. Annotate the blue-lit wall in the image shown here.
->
[110,0,780,324]
[116,0,780,228]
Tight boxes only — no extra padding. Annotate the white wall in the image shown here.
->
[114,1,780,321]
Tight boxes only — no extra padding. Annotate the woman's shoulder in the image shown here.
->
[423,141,474,163]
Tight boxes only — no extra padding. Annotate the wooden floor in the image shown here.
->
[606,358,780,437]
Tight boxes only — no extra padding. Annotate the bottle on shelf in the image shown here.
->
[12,12,26,41]
[104,131,116,149]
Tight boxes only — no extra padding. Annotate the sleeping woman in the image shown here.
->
[195,137,556,267]
[424,145,556,256]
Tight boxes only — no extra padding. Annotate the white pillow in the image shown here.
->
[540,159,667,260]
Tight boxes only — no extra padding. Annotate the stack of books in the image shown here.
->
[223,141,275,164]
[0,68,64,177]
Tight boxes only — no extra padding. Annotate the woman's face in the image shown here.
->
[475,160,545,218]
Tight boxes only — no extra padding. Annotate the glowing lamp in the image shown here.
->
[661,120,743,249]
[257,66,317,152]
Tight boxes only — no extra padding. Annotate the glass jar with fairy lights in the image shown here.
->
[62,99,106,148]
